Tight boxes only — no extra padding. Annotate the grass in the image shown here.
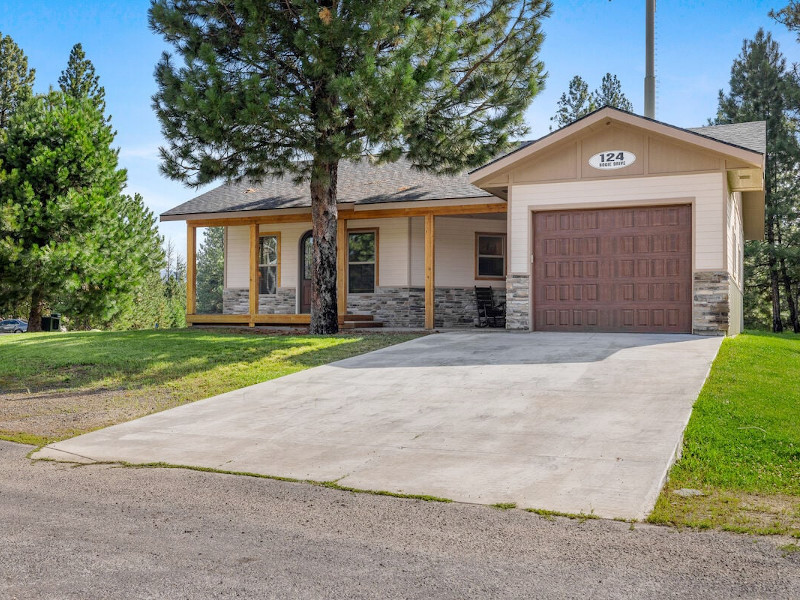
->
[28,454,454,503]
[0,328,420,446]
[780,543,800,557]
[649,331,800,536]
[491,502,517,510]
[525,507,599,522]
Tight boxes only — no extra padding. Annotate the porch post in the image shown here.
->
[337,218,348,317]
[425,213,435,329]
[249,223,258,327]
[186,223,196,320]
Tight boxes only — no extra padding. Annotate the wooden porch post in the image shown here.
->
[425,213,435,329]
[249,223,258,327]
[186,223,196,320]
[337,218,348,317]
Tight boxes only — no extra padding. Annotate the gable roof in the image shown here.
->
[161,106,767,220]
[161,157,492,218]
[469,106,766,184]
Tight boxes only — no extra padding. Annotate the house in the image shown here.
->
[161,107,766,335]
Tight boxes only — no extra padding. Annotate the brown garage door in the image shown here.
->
[533,205,692,333]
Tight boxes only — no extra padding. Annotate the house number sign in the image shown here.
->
[588,150,636,170]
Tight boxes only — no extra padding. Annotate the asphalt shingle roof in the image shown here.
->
[162,111,766,218]
[161,158,492,217]
[686,121,767,154]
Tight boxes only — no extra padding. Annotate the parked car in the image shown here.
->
[0,319,28,333]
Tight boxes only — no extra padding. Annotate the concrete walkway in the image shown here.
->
[34,332,722,519]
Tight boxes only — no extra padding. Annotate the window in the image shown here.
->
[348,230,377,293]
[476,233,506,279]
[259,234,279,294]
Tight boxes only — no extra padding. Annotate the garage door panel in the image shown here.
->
[534,205,692,333]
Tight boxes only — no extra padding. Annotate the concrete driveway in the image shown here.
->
[34,332,722,519]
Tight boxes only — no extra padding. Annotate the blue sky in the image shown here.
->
[2,0,798,257]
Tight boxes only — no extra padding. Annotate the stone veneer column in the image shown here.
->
[692,272,729,336]
[505,274,530,330]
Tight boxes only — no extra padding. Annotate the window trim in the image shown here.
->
[347,228,379,294]
[258,231,281,294]
[475,232,506,281]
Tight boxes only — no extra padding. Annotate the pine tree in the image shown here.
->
[592,73,634,113]
[551,76,595,129]
[196,227,224,314]
[149,0,552,333]
[714,28,800,332]
[551,73,633,129]
[58,43,106,114]
[0,92,164,331]
[0,32,35,129]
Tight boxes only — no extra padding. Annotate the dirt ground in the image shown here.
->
[0,386,177,442]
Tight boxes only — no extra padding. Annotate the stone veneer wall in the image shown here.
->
[505,275,530,330]
[692,272,730,335]
[222,288,296,314]
[223,285,508,327]
[435,286,506,328]
[346,286,506,328]
[347,287,425,328]
[728,278,743,336]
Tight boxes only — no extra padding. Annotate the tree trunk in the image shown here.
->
[309,159,339,334]
[27,290,44,332]
[766,214,783,333]
[777,224,799,333]
[780,257,799,333]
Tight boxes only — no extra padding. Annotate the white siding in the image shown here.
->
[410,216,507,287]
[509,172,725,273]
[228,218,412,291]
[228,215,507,292]
[727,191,744,289]
[225,226,250,288]
[410,217,424,287]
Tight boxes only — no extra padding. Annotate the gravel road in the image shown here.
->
[1,440,798,599]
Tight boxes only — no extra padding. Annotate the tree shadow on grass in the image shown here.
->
[0,329,402,394]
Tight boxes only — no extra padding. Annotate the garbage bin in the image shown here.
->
[40,314,60,332]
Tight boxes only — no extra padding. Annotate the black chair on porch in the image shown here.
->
[474,286,506,328]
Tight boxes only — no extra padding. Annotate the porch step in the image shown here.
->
[341,314,376,322]
[339,321,384,329]
[339,313,383,329]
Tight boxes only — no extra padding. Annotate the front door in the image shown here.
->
[300,231,313,313]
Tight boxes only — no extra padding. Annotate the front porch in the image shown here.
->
[184,201,508,330]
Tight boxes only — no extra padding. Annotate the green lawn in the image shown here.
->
[649,331,800,536]
[0,328,420,446]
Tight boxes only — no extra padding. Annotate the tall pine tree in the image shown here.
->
[0,32,35,129]
[593,73,633,114]
[149,0,552,333]
[0,92,164,331]
[58,43,106,114]
[714,28,800,332]
[551,76,595,129]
